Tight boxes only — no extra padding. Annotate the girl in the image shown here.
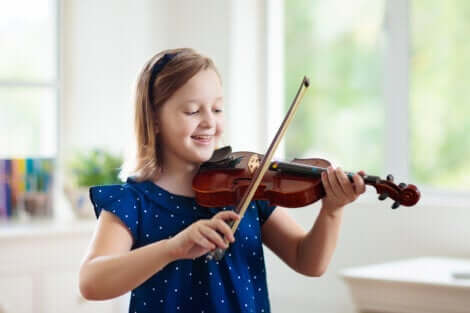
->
[79,48,366,313]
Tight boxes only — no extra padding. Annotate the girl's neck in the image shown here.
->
[153,164,199,198]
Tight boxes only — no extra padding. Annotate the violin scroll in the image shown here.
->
[372,174,420,209]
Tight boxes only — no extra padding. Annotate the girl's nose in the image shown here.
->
[201,110,216,128]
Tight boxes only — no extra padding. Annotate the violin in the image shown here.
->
[193,146,421,210]
[193,76,420,261]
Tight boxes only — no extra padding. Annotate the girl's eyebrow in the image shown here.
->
[180,96,224,106]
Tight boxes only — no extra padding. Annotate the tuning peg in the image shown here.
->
[398,182,407,189]
[386,174,394,182]
[391,201,400,209]
[378,193,388,201]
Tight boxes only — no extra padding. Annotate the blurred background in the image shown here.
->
[1,0,469,313]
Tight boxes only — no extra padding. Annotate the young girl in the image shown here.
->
[79,48,366,313]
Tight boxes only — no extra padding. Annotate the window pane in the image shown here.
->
[411,0,470,190]
[285,0,385,174]
[0,0,57,81]
[0,87,57,157]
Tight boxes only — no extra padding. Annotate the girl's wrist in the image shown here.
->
[320,205,344,219]
[154,238,181,263]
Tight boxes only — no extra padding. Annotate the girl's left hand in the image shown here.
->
[320,166,366,216]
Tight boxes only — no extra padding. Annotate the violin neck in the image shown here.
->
[269,161,380,185]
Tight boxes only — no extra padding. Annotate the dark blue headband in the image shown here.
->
[148,53,178,100]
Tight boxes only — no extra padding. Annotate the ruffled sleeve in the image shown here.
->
[89,184,140,243]
[255,200,277,225]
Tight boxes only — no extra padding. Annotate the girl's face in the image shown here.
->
[157,68,224,169]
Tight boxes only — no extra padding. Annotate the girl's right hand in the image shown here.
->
[168,210,240,260]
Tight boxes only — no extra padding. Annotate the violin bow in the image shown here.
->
[206,76,310,260]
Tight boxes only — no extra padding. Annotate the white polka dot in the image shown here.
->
[125,215,128,218]
[98,189,102,192]
[159,226,163,230]
[205,292,209,296]
[160,299,163,303]
[258,287,262,291]
[118,199,121,202]
[109,195,113,198]
[158,193,162,196]
[176,266,179,270]
[164,280,167,283]
[152,288,155,291]
[120,188,124,191]
[189,296,193,300]
[145,190,149,193]
[144,210,147,213]
[189,272,192,276]
[174,288,178,292]
[134,205,137,209]
[218,282,222,286]
[112,210,116,213]
[209,272,212,276]
[245,304,248,307]
[198,281,202,285]
[177,306,180,310]
[252,252,256,256]
[221,299,225,303]
[143,302,146,306]
[248,224,251,227]
[146,234,149,237]
[176,205,180,209]
[238,276,241,279]
[136,221,139,224]
[155,214,159,218]
[170,214,174,218]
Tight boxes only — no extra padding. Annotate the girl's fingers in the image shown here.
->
[335,167,355,199]
[214,210,240,222]
[212,218,235,242]
[193,230,215,250]
[200,224,228,249]
[325,166,343,200]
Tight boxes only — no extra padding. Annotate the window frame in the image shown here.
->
[0,0,60,159]
[266,0,470,208]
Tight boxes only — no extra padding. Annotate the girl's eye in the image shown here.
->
[185,111,199,115]
[214,109,223,113]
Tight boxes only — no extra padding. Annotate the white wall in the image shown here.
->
[61,1,470,313]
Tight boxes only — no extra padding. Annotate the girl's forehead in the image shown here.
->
[174,69,223,100]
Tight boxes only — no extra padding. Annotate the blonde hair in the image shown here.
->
[119,48,220,182]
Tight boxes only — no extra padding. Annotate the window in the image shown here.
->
[284,0,470,193]
[410,0,470,191]
[285,0,385,176]
[0,0,59,158]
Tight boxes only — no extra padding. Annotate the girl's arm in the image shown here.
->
[79,210,176,300]
[261,166,365,277]
[79,210,238,300]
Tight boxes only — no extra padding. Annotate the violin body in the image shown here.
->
[193,151,331,208]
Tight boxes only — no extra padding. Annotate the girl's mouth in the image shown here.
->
[191,135,212,144]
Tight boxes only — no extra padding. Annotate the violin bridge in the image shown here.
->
[248,154,261,174]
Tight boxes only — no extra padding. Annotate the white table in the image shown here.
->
[340,257,470,313]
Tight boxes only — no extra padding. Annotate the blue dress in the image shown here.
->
[89,177,277,313]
